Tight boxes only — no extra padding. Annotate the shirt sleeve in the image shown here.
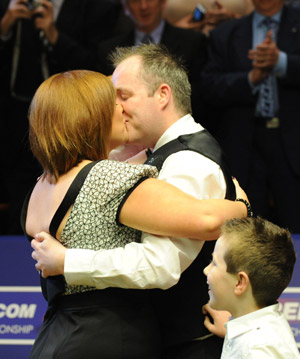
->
[274,51,287,78]
[64,151,227,289]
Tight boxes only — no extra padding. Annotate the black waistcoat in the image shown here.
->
[145,130,236,347]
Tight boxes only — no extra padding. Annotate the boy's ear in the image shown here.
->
[234,271,250,296]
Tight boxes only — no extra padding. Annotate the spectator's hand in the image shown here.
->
[33,0,58,44]
[173,13,206,32]
[0,0,31,36]
[173,1,238,36]
[202,303,230,338]
[249,67,269,85]
[31,231,66,278]
[248,30,280,70]
[204,0,237,27]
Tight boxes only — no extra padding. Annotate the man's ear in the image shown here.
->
[156,83,171,110]
[234,271,250,296]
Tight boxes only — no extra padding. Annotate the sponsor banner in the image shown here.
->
[279,288,300,349]
[0,234,299,356]
[0,287,47,345]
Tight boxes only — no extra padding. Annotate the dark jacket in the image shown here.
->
[200,6,300,184]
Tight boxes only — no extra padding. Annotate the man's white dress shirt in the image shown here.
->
[221,304,300,359]
[64,115,226,289]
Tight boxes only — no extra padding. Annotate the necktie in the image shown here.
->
[141,34,153,44]
[255,18,279,118]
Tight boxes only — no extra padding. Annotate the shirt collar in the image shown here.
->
[135,20,165,45]
[225,303,280,340]
[154,114,204,151]
[253,8,282,28]
[52,0,65,21]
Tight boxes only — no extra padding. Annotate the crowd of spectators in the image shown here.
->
[0,0,299,234]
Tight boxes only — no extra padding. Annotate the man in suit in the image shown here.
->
[97,0,207,123]
[0,0,118,233]
[200,0,300,233]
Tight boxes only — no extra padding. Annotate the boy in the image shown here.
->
[204,217,300,358]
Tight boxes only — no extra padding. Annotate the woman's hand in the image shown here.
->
[31,231,66,278]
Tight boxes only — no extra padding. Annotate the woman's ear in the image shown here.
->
[234,271,250,296]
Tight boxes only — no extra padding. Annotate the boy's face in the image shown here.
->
[204,236,238,313]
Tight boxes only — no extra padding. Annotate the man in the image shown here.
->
[96,0,207,123]
[200,0,300,233]
[31,44,246,359]
[0,0,117,233]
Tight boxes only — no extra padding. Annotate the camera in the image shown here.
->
[26,0,42,11]
[192,4,207,22]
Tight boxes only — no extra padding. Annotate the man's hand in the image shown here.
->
[249,67,269,85]
[248,30,280,71]
[248,30,279,85]
[202,303,231,338]
[31,231,66,278]
[0,0,31,36]
[32,0,58,44]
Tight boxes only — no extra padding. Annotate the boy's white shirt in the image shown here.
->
[221,303,300,359]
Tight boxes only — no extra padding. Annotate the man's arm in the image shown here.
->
[32,231,203,289]
[33,151,227,289]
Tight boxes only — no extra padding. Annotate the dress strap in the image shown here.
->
[49,161,100,237]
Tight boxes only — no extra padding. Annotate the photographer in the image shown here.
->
[0,0,118,234]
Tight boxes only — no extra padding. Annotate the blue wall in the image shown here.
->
[1,235,300,359]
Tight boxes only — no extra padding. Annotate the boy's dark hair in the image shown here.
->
[221,217,296,308]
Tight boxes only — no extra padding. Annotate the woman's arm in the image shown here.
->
[31,178,248,282]
[119,178,248,241]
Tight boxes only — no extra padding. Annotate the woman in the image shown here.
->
[22,70,247,359]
